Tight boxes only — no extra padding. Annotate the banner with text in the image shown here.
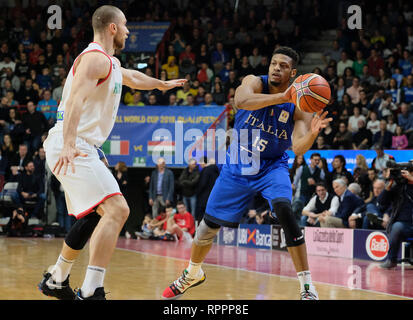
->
[305,227,354,258]
[238,224,272,250]
[103,105,226,167]
[286,150,412,172]
[124,22,170,52]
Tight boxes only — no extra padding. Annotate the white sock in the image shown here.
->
[81,265,106,297]
[50,255,74,283]
[297,271,314,292]
[187,260,202,278]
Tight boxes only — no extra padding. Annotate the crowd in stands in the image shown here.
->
[0,0,412,238]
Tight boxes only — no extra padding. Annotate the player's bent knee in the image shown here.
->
[271,198,304,247]
[98,195,129,222]
[193,219,220,246]
[65,211,101,250]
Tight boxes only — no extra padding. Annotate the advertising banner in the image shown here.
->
[124,22,170,52]
[238,224,272,250]
[305,227,354,258]
[218,227,238,247]
[286,150,412,172]
[104,105,226,167]
[353,229,390,261]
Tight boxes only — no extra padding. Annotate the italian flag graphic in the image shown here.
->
[102,140,129,155]
[147,141,175,155]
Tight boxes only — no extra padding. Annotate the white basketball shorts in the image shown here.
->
[44,132,122,219]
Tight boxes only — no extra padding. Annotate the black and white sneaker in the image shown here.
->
[75,287,106,300]
[38,272,76,300]
[300,284,319,300]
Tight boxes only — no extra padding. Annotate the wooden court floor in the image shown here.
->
[0,237,410,300]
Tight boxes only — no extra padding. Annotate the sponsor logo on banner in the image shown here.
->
[218,227,237,246]
[365,231,389,261]
[238,224,272,249]
[305,227,354,258]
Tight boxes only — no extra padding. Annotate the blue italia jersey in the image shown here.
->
[225,75,295,175]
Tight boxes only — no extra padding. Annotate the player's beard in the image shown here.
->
[113,32,125,50]
[270,80,282,86]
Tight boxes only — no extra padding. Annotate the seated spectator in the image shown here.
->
[362,179,389,229]
[211,41,229,74]
[398,49,413,76]
[346,77,362,105]
[1,134,15,163]
[367,89,384,112]
[332,121,352,149]
[328,155,354,189]
[337,51,353,77]
[372,120,393,149]
[37,89,58,125]
[7,107,25,146]
[371,145,395,176]
[219,62,232,83]
[161,56,179,80]
[391,67,404,88]
[360,65,376,85]
[5,206,29,237]
[392,125,409,150]
[147,94,158,106]
[17,78,39,104]
[22,101,49,154]
[386,78,400,104]
[401,74,413,104]
[198,93,217,106]
[300,182,339,227]
[254,209,272,225]
[348,106,366,133]
[127,91,145,106]
[367,49,384,79]
[352,119,372,149]
[397,103,413,137]
[378,94,397,119]
[319,179,364,228]
[12,161,45,219]
[366,111,380,135]
[197,62,214,85]
[386,114,397,134]
[212,82,226,105]
[313,135,330,150]
[162,202,195,242]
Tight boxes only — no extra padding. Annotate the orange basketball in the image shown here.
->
[291,73,331,113]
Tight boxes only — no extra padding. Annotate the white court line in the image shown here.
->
[115,246,412,300]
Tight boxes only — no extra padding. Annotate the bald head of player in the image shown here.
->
[92,5,129,51]
[268,46,299,87]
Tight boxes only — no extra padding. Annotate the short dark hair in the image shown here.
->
[315,182,327,189]
[176,201,185,207]
[334,155,346,166]
[310,153,321,159]
[272,46,299,68]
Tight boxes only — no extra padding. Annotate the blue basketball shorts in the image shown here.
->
[204,163,292,227]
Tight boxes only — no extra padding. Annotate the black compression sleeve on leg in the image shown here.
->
[64,211,101,250]
[271,198,305,247]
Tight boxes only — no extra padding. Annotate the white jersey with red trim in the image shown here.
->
[48,42,123,147]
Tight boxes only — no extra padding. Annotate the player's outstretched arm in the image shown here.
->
[121,67,186,91]
[54,52,110,175]
[292,109,332,156]
[234,75,291,110]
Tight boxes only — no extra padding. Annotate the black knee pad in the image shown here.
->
[65,211,101,250]
[271,198,305,247]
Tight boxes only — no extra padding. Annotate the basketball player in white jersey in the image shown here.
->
[38,5,186,300]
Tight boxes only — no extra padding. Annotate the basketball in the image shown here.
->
[291,73,331,113]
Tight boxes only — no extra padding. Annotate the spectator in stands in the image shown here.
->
[197,62,214,85]
[37,89,58,124]
[322,40,342,66]
[352,50,367,77]
[212,82,226,105]
[219,62,232,83]
[372,120,393,149]
[17,78,38,104]
[329,155,354,188]
[168,93,178,106]
[199,93,217,106]
[367,49,384,78]
[50,175,72,233]
[348,106,366,133]
[392,125,409,150]
[343,68,354,90]
[161,56,179,80]
[399,49,413,76]
[293,153,323,206]
[147,94,158,106]
[127,91,145,106]
[366,111,380,135]
[362,179,388,230]
[346,77,362,105]
[337,51,353,77]
[332,121,352,149]
[312,135,330,150]
[52,78,65,103]
[178,158,200,217]
[10,143,30,177]
[386,78,400,104]
[301,182,340,227]
[2,134,15,163]
[371,145,395,176]
[290,154,304,184]
[379,168,413,269]
[195,157,219,223]
[352,119,372,150]
[401,74,413,104]
[378,94,397,120]
[33,146,46,182]
[360,65,376,85]
[237,56,254,80]
[149,157,174,218]
[13,161,45,219]
[176,81,192,105]
[319,179,364,228]
[211,41,229,74]
[163,201,195,242]
[113,161,128,196]
[397,103,413,138]
[22,101,49,153]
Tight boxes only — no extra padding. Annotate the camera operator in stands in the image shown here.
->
[378,160,413,269]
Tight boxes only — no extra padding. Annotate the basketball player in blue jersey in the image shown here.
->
[163,46,332,300]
